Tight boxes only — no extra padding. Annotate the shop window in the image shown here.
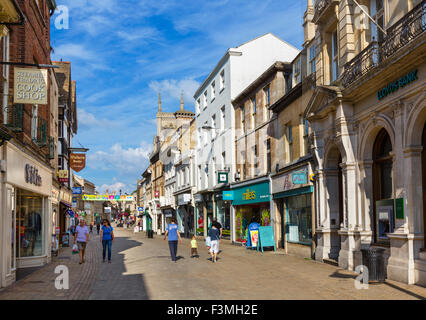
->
[286,194,312,244]
[16,189,44,258]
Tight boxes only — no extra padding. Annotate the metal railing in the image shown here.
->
[32,117,47,147]
[342,0,425,87]
[314,0,332,18]
[4,104,23,132]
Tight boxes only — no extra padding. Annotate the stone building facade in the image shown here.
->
[304,0,426,285]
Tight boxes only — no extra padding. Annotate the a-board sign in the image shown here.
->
[257,226,276,252]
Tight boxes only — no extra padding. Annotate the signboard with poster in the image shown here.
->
[14,67,48,105]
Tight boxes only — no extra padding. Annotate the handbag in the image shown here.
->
[205,236,211,247]
[72,244,79,254]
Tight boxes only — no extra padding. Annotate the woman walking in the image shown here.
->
[164,218,182,263]
[208,225,220,263]
[100,219,114,263]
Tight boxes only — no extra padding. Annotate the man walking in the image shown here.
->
[74,219,89,264]
[164,218,182,263]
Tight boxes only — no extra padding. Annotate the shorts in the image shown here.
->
[209,240,219,254]
[77,242,87,251]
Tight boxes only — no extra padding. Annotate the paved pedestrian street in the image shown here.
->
[0,227,425,300]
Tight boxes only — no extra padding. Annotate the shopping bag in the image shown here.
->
[72,244,79,254]
[205,236,211,247]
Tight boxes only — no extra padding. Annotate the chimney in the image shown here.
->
[180,92,184,111]
[303,0,315,46]
[158,92,162,113]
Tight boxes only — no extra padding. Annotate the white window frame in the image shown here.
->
[331,30,339,82]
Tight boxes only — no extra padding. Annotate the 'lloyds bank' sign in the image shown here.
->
[377,69,418,101]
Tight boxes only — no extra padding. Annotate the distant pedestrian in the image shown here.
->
[164,218,182,263]
[96,223,100,235]
[100,219,114,263]
[90,223,93,233]
[208,225,220,263]
[74,219,89,264]
[189,235,198,258]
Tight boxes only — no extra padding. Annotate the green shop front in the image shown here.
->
[229,180,271,244]
[271,164,315,257]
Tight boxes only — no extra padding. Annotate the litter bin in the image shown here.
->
[361,247,386,282]
[147,230,154,238]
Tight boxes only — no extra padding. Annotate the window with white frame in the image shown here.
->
[293,58,301,85]
[220,70,225,91]
[196,99,201,114]
[220,106,225,133]
[211,81,216,101]
[203,91,208,109]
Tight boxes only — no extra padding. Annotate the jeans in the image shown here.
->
[168,240,178,261]
[102,240,112,261]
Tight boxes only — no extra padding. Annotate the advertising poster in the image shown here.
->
[250,230,259,248]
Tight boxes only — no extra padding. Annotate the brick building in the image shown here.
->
[0,0,57,288]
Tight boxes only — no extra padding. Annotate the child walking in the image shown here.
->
[190,236,198,258]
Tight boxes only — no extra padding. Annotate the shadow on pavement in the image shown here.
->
[329,270,357,280]
[383,281,426,300]
[89,235,150,300]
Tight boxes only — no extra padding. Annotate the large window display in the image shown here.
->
[235,204,270,243]
[15,189,44,258]
[286,193,312,245]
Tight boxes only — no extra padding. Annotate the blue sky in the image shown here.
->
[50,0,305,194]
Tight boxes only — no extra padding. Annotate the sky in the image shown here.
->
[50,0,306,194]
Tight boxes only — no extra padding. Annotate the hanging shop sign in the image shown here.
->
[14,67,48,105]
[154,191,160,198]
[231,182,270,206]
[25,164,42,186]
[217,171,229,184]
[82,194,135,201]
[137,207,144,212]
[178,193,191,206]
[222,190,234,201]
[377,69,418,100]
[72,187,82,194]
[104,207,111,214]
[69,153,86,172]
[57,170,69,183]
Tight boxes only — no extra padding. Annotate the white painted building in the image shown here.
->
[193,33,300,239]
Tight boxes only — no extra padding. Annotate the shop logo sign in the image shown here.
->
[243,189,256,201]
[377,69,418,100]
[25,164,42,186]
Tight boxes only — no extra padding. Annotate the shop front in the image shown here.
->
[163,208,176,229]
[214,192,231,239]
[230,180,271,245]
[59,188,73,245]
[272,164,314,258]
[0,142,53,288]
[177,193,194,238]
[194,194,204,236]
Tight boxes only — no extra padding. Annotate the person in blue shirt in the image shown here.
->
[100,219,114,263]
[164,218,182,263]
[208,226,220,263]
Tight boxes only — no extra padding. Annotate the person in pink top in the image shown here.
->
[74,220,89,264]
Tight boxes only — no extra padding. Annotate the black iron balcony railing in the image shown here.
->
[342,0,425,87]
[32,117,47,147]
[4,104,23,132]
[381,0,426,60]
[314,0,331,16]
[341,41,380,87]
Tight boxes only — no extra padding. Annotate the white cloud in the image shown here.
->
[53,43,96,61]
[78,109,114,128]
[149,78,200,105]
[87,142,152,177]
[97,181,129,194]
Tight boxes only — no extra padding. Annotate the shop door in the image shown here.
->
[422,123,426,248]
